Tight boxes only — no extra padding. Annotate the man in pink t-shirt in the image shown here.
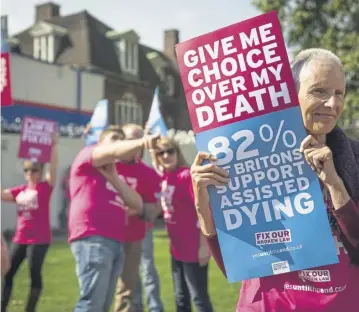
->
[68,125,160,312]
[114,124,162,312]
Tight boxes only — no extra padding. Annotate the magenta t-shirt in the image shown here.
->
[116,161,161,242]
[236,232,359,312]
[68,146,127,243]
[236,190,359,312]
[161,167,200,263]
[10,181,53,244]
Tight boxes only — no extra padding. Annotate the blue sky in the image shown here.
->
[2,0,261,51]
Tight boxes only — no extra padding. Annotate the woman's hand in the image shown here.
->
[300,135,340,186]
[190,152,229,236]
[191,152,229,193]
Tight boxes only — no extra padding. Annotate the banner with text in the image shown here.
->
[176,11,338,282]
[18,116,57,163]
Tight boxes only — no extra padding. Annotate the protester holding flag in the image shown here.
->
[151,137,213,312]
[1,133,58,312]
[190,49,359,312]
[113,123,162,312]
[68,125,160,312]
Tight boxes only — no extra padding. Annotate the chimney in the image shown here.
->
[35,2,60,22]
[164,29,179,62]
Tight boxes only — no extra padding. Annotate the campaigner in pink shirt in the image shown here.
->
[68,125,160,312]
[114,123,162,312]
[1,134,58,312]
[190,48,359,312]
[151,137,214,312]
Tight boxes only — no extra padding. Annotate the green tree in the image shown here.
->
[253,0,359,131]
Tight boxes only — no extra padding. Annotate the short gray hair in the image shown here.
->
[290,48,344,89]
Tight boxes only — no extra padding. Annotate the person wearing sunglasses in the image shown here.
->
[68,125,160,312]
[1,133,58,312]
[113,123,163,312]
[151,137,213,312]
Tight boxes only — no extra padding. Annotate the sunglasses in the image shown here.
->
[24,168,40,173]
[156,148,176,157]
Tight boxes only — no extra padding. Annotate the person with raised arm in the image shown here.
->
[68,125,160,312]
[1,132,58,312]
[113,123,163,312]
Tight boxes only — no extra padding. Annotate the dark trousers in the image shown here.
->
[171,257,213,312]
[1,243,49,311]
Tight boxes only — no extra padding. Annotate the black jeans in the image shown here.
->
[171,257,213,312]
[2,243,49,310]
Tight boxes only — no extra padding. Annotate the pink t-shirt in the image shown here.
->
[68,146,127,243]
[161,167,200,263]
[236,190,359,312]
[236,232,359,312]
[10,181,53,244]
[116,161,161,242]
[206,195,359,311]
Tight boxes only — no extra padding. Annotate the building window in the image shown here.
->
[116,40,138,75]
[115,93,143,125]
[33,35,56,63]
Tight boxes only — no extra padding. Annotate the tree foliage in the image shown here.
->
[253,0,359,131]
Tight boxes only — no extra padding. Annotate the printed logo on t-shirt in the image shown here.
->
[272,261,290,275]
[16,189,39,211]
[161,181,176,224]
[106,175,138,208]
[106,181,125,207]
[16,189,39,220]
[299,270,331,283]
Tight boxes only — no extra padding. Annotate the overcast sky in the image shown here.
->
[2,0,261,51]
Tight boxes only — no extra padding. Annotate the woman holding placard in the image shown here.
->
[151,137,214,312]
[1,133,58,312]
[190,49,359,311]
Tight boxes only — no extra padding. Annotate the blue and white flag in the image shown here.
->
[85,99,108,145]
[147,87,168,136]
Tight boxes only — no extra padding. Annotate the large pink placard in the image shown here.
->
[18,116,57,163]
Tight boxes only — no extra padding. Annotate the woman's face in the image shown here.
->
[298,60,346,135]
[156,145,178,172]
[24,164,43,184]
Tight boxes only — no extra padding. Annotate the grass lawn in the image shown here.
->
[7,230,241,312]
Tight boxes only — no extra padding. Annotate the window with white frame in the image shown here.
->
[116,40,138,75]
[30,22,67,63]
[33,35,56,62]
[115,93,143,125]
